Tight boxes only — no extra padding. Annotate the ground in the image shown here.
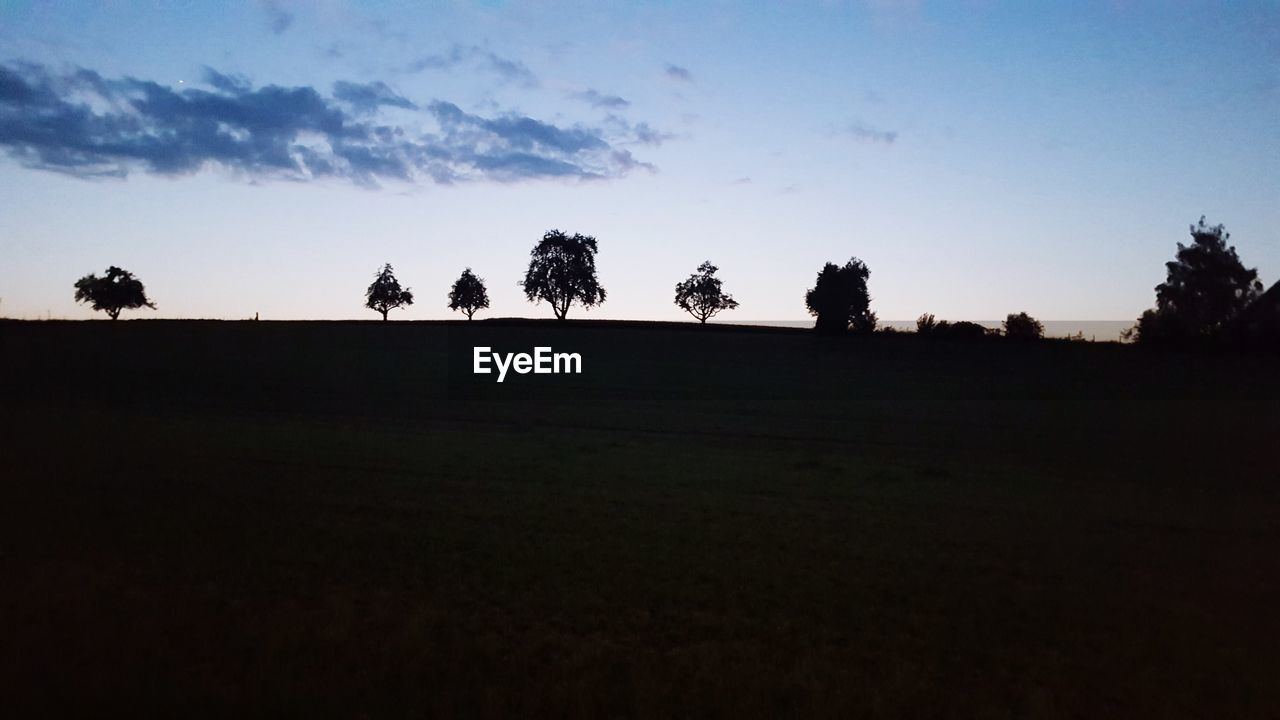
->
[1,320,1277,717]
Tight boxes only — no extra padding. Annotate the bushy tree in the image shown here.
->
[916,314,991,339]
[805,257,875,335]
[520,229,606,320]
[674,261,739,323]
[73,266,156,320]
[1003,312,1044,340]
[365,263,414,320]
[1135,217,1262,344]
[448,268,490,320]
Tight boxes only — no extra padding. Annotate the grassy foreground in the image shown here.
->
[1,320,1277,717]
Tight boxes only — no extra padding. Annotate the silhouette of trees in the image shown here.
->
[916,314,990,339]
[1135,217,1262,344]
[805,258,875,335]
[1003,312,1044,340]
[674,261,739,323]
[448,268,490,320]
[73,266,155,320]
[520,229,606,320]
[365,263,414,321]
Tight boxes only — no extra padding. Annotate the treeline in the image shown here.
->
[69,219,1278,347]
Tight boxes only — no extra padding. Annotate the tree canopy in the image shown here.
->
[73,266,156,320]
[1003,312,1044,340]
[1136,217,1262,344]
[674,261,739,323]
[805,258,875,335]
[365,263,414,320]
[448,268,490,320]
[520,229,606,320]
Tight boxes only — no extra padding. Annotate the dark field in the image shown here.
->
[1,320,1277,717]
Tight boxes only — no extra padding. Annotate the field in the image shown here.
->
[1,320,1277,717]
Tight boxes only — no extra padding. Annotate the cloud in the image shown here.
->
[630,121,675,146]
[261,0,294,35]
[332,81,417,113]
[845,122,898,144]
[427,101,655,179]
[569,89,630,109]
[406,45,538,87]
[664,63,693,82]
[602,115,676,146]
[0,62,650,186]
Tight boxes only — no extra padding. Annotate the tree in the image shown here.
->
[365,263,414,320]
[805,257,875,335]
[520,229,606,320]
[674,261,739,323]
[916,313,938,334]
[1003,312,1044,340]
[73,266,156,320]
[1135,217,1262,344]
[448,268,490,320]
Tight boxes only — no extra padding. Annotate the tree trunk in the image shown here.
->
[381,310,389,321]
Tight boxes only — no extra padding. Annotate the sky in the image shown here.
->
[0,0,1276,322]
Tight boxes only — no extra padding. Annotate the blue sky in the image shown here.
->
[1,0,1276,321]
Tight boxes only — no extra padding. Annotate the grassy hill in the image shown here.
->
[1,319,1277,717]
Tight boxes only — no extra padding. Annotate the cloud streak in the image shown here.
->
[845,122,898,144]
[405,45,538,87]
[664,63,693,82]
[0,62,654,186]
[569,89,630,109]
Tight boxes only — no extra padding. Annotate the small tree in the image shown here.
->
[365,263,414,320]
[520,229,606,320]
[73,266,156,320]
[1003,312,1044,340]
[916,313,938,334]
[1135,217,1262,344]
[674,261,739,323]
[805,257,875,335]
[448,268,490,320]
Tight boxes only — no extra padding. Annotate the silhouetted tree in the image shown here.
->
[1003,312,1044,340]
[448,268,490,320]
[947,321,990,339]
[73,266,155,320]
[1135,217,1262,344]
[916,313,938,334]
[1232,281,1280,348]
[674,261,739,323]
[805,258,875,335]
[520,229,606,320]
[365,263,414,321]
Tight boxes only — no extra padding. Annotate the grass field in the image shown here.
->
[1,320,1277,717]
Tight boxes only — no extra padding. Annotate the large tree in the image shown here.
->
[520,229,606,320]
[448,267,490,320]
[1136,217,1262,343]
[73,266,156,320]
[365,263,414,321]
[805,257,875,335]
[674,261,739,323]
[1003,312,1044,340]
